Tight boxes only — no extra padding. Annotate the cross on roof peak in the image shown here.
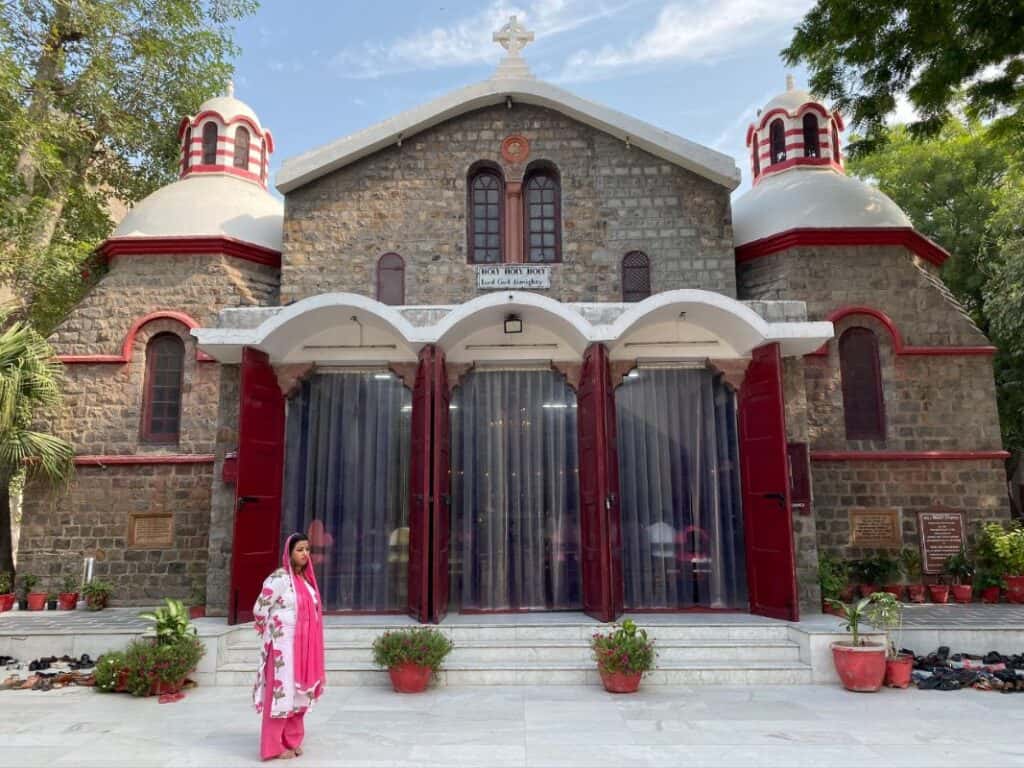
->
[493,15,534,57]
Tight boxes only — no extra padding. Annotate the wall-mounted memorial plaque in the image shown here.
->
[849,508,901,548]
[128,513,174,548]
[917,510,966,575]
[477,264,551,289]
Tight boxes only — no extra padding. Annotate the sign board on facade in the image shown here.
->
[917,510,966,575]
[128,513,174,548]
[477,265,551,289]
[849,508,902,548]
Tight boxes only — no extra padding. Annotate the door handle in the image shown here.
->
[762,492,787,510]
[237,495,259,509]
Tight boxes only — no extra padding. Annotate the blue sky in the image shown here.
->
[231,0,824,197]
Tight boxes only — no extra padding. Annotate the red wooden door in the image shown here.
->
[577,344,624,622]
[429,348,451,623]
[408,347,432,622]
[229,347,286,624]
[738,343,799,621]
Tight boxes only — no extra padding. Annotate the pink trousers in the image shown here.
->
[261,660,306,760]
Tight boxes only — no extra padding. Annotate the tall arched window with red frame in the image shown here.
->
[524,164,561,263]
[769,119,786,164]
[141,333,185,444]
[234,127,250,169]
[376,252,405,305]
[802,114,820,157]
[202,122,218,165]
[839,327,886,440]
[468,166,504,263]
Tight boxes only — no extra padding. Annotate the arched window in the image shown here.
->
[260,139,267,183]
[831,120,841,164]
[621,251,651,302]
[524,166,561,263]
[182,126,192,170]
[751,139,760,177]
[802,114,820,158]
[141,333,185,443]
[839,327,886,440]
[376,252,405,305]
[468,167,503,264]
[233,126,250,169]
[769,119,786,164]
[202,122,218,165]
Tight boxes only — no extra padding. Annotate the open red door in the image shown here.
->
[229,347,286,624]
[739,343,799,621]
[429,348,451,623]
[408,347,432,623]
[577,344,624,622]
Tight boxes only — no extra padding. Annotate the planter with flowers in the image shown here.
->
[0,572,13,612]
[945,547,974,603]
[590,619,657,693]
[900,548,925,603]
[985,522,1024,604]
[58,575,80,610]
[372,627,453,693]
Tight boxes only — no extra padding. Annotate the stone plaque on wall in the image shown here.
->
[477,265,551,289]
[128,514,174,548]
[849,508,902,548]
[918,510,966,575]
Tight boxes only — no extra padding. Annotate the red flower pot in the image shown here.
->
[599,669,643,694]
[858,584,879,598]
[831,642,887,692]
[1005,575,1024,605]
[58,593,78,610]
[388,662,432,693]
[839,586,855,602]
[907,584,926,603]
[928,584,949,604]
[189,605,206,619]
[26,592,47,611]
[981,586,1001,604]
[0,594,14,612]
[951,584,972,604]
[883,584,904,600]
[884,655,914,689]
[822,601,843,616]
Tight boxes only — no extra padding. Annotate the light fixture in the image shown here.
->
[503,314,523,334]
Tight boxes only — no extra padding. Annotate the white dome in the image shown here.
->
[113,173,283,251]
[733,167,911,246]
[197,94,262,130]
[762,88,815,115]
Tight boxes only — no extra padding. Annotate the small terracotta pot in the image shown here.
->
[831,642,887,692]
[86,594,108,611]
[1005,575,1024,605]
[188,605,206,619]
[927,584,950,604]
[26,592,47,611]
[839,585,855,602]
[822,601,844,616]
[884,655,914,689]
[58,593,78,610]
[0,594,14,612]
[981,586,1001,604]
[858,584,879,598]
[951,584,972,604]
[907,584,926,603]
[883,584,904,600]
[388,662,432,693]
[599,669,643,694]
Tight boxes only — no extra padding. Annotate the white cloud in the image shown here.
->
[331,0,635,79]
[559,0,813,82]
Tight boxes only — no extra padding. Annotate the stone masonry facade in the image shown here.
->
[282,103,736,305]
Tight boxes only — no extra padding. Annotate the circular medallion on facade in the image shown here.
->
[500,134,531,164]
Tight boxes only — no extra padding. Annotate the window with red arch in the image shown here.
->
[377,252,405,305]
[141,333,185,443]
[751,139,760,177]
[621,251,651,302]
[802,114,820,158]
[234,126,250,169]
[769,119,786,164]
[468,166,504,263]
[831,120,841,164]
[202,122,218,165]
[839,327,886,440]
[524,165,561,263]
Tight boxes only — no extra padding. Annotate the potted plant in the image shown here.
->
[189,578,206,619]
[45,591,58,610]
[976,522,1006,603]
[945,547,974,603]
[0,572,13,612]
[371,627,453,693]
[863,591,912,688]
[82,579,113,611]
[976,570,1003,603]
[58,575,79,610]
[21,573,45,611]
[875,552,903,599]
[818,553,848,614]
[851,555,889,597]
[928,574,950,604]
[985,521,1024,604]
[590,619,657,693]
[134,599,204,695]
[826,594,889,692]
[94,651,130,693]
[900,548,925,603]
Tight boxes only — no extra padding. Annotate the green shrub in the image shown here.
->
[61,575,79,593]
[94,652,127,693]
[900,548,923,582]
[986,521,1024,575]
[82,580,114,609]
[818,553,848,600]
[372,628,453,674]
[139,598,195,645]
[122,636,205,697]
[590,619,656,675]
[19,573,39,595]
[0,572,11,594]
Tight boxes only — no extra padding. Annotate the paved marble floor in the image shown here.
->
[3,683,1024,767]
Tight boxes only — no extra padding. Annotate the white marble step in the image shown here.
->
[215,660,813,687]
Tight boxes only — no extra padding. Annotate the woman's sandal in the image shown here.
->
[294,748,303,756]
[277,750,296,760]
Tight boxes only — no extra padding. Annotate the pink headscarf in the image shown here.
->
[283,533,325,700]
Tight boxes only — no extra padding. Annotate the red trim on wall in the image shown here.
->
[753,158,843,181]
[178,110,264,139]
[98,235,281,268]
[180,163,263,186]
[57,310,215,364]
[735,227,950,267]
[805,306,997,357]
[756,103,833,131]
[811,450,1010,462]
[74,454,216,466]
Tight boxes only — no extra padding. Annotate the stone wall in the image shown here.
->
[206,365,240,616]
[282,103,735,304]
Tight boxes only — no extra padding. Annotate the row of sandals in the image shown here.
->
[0,654,96,691]
[910,647,1024,692]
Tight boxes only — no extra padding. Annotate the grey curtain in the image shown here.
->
[450,369,581,611]
[282,371,412,612]
[615,368,746,609]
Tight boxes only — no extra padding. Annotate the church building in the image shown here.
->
[18,19,1010,624]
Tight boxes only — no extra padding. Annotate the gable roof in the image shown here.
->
[276,76,741,193]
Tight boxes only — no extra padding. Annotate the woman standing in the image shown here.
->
[253,533,326,760]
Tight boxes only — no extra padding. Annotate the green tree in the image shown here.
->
[782,0,1024,155]
[0,312,74,576]
[0,0,257,333]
